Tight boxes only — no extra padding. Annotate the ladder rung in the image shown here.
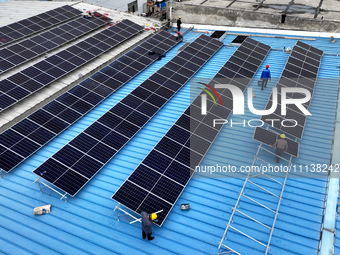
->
[228,225,268,248]
[255,157,274,166]
[259,146,290,163]
[260,173,284,185]
[241,193,277,213]
[248,180,280,198]
[218,242,242,255]
[249,173,262,179]
[232,208,271,229]
[249,171,284,186]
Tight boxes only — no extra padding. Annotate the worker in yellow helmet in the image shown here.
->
[141,211,157,240]
[270,134,288,163]
[177,16,182,32]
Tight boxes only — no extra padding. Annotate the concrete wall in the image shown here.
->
[100,0,146,14]
[169,3,340,33]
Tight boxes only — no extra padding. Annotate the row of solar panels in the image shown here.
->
[112,37,271,226]
[33,34,222,197]
[0,13,110,74]
[0,27,178,173]
[253,41,324,158]
[0,25,323,226]
[0,5,82,47]
[0,19,141,112]
[4,34,264,226]
[112,39,323,226]
[32,37,322,226]
[261,41,323,140]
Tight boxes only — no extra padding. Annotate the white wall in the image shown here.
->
[106,0,147,14]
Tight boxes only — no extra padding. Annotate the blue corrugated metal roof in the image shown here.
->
[336,195,340,254]
[0,31,339,254]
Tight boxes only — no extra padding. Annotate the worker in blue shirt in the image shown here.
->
[260,64,271,91]
[141,211,157,240]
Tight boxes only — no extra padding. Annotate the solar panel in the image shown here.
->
[259,41,323,139]
[32,34,223,197]
[253,127,299,157]
[0,18,140,112]
[112,38,271,226]
[0,5,82,47]
[0,13,108,74]
[0,30,180,175]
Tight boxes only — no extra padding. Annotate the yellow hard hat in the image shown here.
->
[280,134,285,138]
[151,213,157,220]
[179,16,181,18]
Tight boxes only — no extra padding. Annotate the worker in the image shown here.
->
[83,11,93,19]
[270,134,288,163]
[141,211,157,241]
[177,16,182,32]
[176,31,183,41]
[160,9,167,21]
[147,0,155,15]
[260,64,271,91]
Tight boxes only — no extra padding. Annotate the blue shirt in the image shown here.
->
[261,69,271,79]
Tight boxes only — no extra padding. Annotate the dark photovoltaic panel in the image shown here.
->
[0,18,141,112]
[33,34,223,197]
[0,12,109,74]
[0,5,82,47]
[0,27,180,174]
[259,41,323,139]
[112,38,271,226]
[253,127,299,157]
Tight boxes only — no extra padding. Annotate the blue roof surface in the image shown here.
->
[336,195,340,254]
[0,30,339,254]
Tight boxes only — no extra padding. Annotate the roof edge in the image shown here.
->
[320,83,340,255]
[181,23,340,39]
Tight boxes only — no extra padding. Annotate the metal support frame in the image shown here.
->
[169,26,194,36]
[218,131,296,254]
[114,203,140,223]
[33,177,67,201]
[183,26,194,36]
[114,203,163,225]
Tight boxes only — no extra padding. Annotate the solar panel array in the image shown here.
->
[0,5,82,47]
[0,19,142,112]
[33,34,223,197]
[260,41,323,139]
[0,13,109,74]
[253,127,299,157]
[0,20,168,173]
[0,31,180,174]
[112,38,271,226]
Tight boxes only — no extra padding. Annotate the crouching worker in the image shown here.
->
[141,211,157,241]
[83,11,93,19]
[176,31,183,41]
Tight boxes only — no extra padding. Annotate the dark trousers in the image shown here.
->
[261,79,268,90]
[275,148,284,162]
[142,230,152,240]
[177,26,181,32]
[262,79,268,90]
